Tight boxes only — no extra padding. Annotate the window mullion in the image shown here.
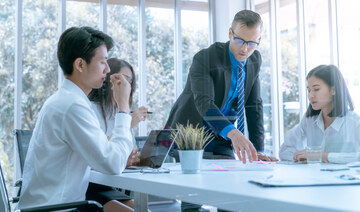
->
[138,0,147,136]
[58,0,66,88]
[270,0,283,156]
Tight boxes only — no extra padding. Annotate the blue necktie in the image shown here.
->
[236,64,245,134]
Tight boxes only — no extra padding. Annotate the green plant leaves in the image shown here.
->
[172,122,215,150]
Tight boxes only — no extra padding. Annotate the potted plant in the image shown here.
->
[172,123,214,174]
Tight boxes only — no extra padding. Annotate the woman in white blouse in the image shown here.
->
[279,65,360,164]
[86,58,149,211]
[88,58,148,143]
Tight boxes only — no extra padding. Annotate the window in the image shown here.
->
[278,0,300,135]
[254,0,273,154]
[145,2,175,133]
[107,0,139,132]
[181,0,209,86]
[306,0,331,70]
[66,0,100,28]
[338,0,360,113]
[22,0,59,130]
[2,0,211,193]
[0,0,15,196]
[252,0,360,157]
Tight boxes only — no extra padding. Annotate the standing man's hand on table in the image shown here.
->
[227,129,258,163]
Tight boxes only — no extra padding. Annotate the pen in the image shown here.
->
[339,174,360,180]
[140,168,170,174]
[130,111,153,114]
[320,168,350,172]
[266,175,273,180]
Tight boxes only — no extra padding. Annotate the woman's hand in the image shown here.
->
[110,73,131,114]
[322,152,329,163]
[293,149,307,162]
[131,106,148,128]
[293,149,329,163]
[126,148,140,167]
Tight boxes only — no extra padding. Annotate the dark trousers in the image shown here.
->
[170,136,235,162]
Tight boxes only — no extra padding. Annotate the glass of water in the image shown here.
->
[306,146,322,164]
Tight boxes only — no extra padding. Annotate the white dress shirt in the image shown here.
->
[279,111,360,164]
[90,102,136,148]
[18,79,133,209]
[90,102,115,137]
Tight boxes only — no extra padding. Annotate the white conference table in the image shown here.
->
[90,160,360,212]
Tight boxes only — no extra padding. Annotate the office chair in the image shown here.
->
[11,130,104,211]
[12,129,33,202]
[13,129,33,175]
[11,132,179,211]
[0,163,103,212]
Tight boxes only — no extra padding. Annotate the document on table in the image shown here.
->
[249,173,360,187]
[202,159,275,171]
[162,160,275,172]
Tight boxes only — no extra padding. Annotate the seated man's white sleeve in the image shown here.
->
[64,103,133,175]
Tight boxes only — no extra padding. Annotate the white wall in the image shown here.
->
[213,0,246,42]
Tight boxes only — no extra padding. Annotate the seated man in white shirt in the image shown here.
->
[18,26,134,212]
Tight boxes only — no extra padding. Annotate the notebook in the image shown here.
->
[249,173,360,187]
[124,129,177,172]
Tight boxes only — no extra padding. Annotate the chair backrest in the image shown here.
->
[13,129,33,174]
[0,164,11,212]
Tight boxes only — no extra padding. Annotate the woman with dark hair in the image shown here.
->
[88,58,148,137]
[280,65,360,164]
[86,58,149,211]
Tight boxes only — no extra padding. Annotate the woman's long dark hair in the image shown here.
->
[305,64,353,118]
[88,58,136,131]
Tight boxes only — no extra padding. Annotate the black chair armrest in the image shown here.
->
[17,200,103,212]
[14,178,22,188]
[12,178,22,203]
[11,196,20,203]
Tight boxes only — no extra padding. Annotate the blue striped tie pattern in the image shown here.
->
[236,64,245,134]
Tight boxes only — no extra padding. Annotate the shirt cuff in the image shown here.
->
[328,152,358,164]
[114,112,132,128]
[219,125,236,140]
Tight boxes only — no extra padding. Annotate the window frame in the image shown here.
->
[250,0,340,156]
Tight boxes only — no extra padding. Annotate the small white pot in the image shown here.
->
[178,150,204,174]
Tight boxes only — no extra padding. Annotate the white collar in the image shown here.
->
[314,110,344,132]
[62,79,91,105]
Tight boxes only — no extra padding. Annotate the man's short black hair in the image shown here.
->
[57,26,114,76]
[232,10,263,30]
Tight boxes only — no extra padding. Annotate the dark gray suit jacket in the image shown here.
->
[166,41,264,154]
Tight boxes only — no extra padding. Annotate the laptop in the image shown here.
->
[124,129,177,172]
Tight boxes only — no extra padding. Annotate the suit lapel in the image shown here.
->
[221,43,232,108]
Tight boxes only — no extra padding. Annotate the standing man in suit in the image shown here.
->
[166,10,277,163]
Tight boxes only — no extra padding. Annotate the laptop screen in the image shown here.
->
[138,129,176,168]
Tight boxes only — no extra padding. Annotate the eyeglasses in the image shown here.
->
[231,29,260,49]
